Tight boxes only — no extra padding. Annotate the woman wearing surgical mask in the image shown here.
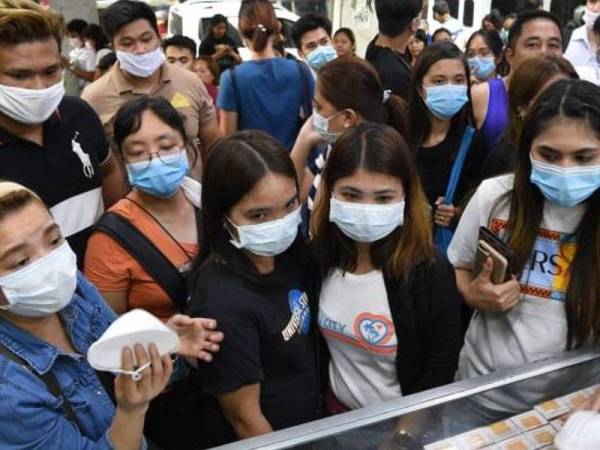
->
[466,30,504,84]
[85,97,201,322]
[481,55,578,180]
[217,0,314,151]
[290,56,408,214]
[408,42,483,235]
[0,181,222,449]
[188,130,319,445]
[311,123,462,418]
[447,79,600,425]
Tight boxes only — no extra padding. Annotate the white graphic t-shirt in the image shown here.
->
[319,269,401,410]
[448,174,589,412]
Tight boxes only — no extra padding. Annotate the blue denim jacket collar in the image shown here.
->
[0,290,86,375]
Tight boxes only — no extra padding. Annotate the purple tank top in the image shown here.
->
[481,78,509,155]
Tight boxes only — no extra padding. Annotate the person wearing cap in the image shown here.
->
[0,181,224,449]
[0,0,125,265]
[82,0,221,177]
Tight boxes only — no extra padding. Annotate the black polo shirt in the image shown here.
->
[366,35,413,99]
[0,96,109,265]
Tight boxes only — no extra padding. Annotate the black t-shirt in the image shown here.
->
[416,127,483,209]
[188,245,319,445]
[365,35,413,99]
[198,36,240,73]
[480,139,515,181]
[0,96,109,263]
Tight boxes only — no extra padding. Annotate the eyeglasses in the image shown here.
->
[126,148,185,170]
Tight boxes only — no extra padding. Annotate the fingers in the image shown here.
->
[149,343,163,381]
[119,346,136,391]
[479,257,494,280]
[208,330,224,343]
[199,318,217,330]
[134,343,151,392]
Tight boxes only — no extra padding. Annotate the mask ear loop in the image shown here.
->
[130,361,152,381]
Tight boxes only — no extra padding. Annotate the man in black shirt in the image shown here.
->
[0,0,124,263]
[366,0,422,99]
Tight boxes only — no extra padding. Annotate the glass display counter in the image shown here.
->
[212,348,600,450]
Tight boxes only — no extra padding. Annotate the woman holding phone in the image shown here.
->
[448,79,600,424]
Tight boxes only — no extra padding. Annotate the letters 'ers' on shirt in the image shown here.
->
[187,250,319,443]
[319,268,400,410]
[0,96,109,263]
[447,174,591,413]
[84,180,200,321]
[82,62,215,150]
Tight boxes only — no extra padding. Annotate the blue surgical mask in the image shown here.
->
[306,45,336,70]
[227,208,301,257]
[312,110,342,143]
[424,84,469,120]
[468,56,496,81]
[329,197,405,243]
[126,150,189,199]
[530,156,600,208]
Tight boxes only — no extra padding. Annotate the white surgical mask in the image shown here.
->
[116,47,165,78]
[585,8,600,28]
[313,111,342,144]
[227,208,301,257]
[0,81,64,125]
[0,242,77,318]
[69,37,83,48]
[329,197,405,243]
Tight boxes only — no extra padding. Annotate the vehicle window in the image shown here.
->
[463,0,474,27]
[170,12,182,36]
[279,19,296,48]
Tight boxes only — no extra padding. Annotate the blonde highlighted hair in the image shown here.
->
[310,123,435,280]
[0,0,64,48]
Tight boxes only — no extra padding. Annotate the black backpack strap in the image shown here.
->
[296,60,313,119]
[0,342,84,431]
[94,212,188,312]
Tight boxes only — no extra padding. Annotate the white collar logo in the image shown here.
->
[71,131,94,178]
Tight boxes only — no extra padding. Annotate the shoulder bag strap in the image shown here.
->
[229,65,240,114]
[442,125,476,205]
[0,342,84,431]
[296,60,313,119]
[95,212,188,312]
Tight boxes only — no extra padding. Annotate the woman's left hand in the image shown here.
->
[434,197,461,227]
[166,314,224,362]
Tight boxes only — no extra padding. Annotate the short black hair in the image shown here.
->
[508,10,562,49]
[102,0,159,41]
[374,0,422,37]
[432,1,449,15]
[163,34,197,57]
[83,24,109,51]
[291,13,332,49]
[432,27,452,41]
[97,51,117,74]
[66,19,87,35]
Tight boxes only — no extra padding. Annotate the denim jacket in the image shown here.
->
[0,272,144,450]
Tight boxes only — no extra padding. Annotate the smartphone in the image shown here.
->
[474,239,509,284]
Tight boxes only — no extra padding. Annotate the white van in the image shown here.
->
[167,0,300,60]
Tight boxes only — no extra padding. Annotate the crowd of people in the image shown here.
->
[0,0,599,449]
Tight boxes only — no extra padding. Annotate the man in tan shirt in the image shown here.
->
[82,0,221,176]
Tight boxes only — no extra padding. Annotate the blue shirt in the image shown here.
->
[217,58,314,150]
[0,273,135,450]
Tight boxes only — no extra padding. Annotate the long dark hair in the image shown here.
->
[407,42,473,152]
[238,0,280,53]
[193,130,300,286]
[505,79,600,349]
[311,123,435,280]
[318,56,409,138]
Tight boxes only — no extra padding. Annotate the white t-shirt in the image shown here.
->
[319,269,401,410]
[69,47,96,90]
[448,174,589,412]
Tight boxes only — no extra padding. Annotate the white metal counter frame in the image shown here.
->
[211,348,600,450]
